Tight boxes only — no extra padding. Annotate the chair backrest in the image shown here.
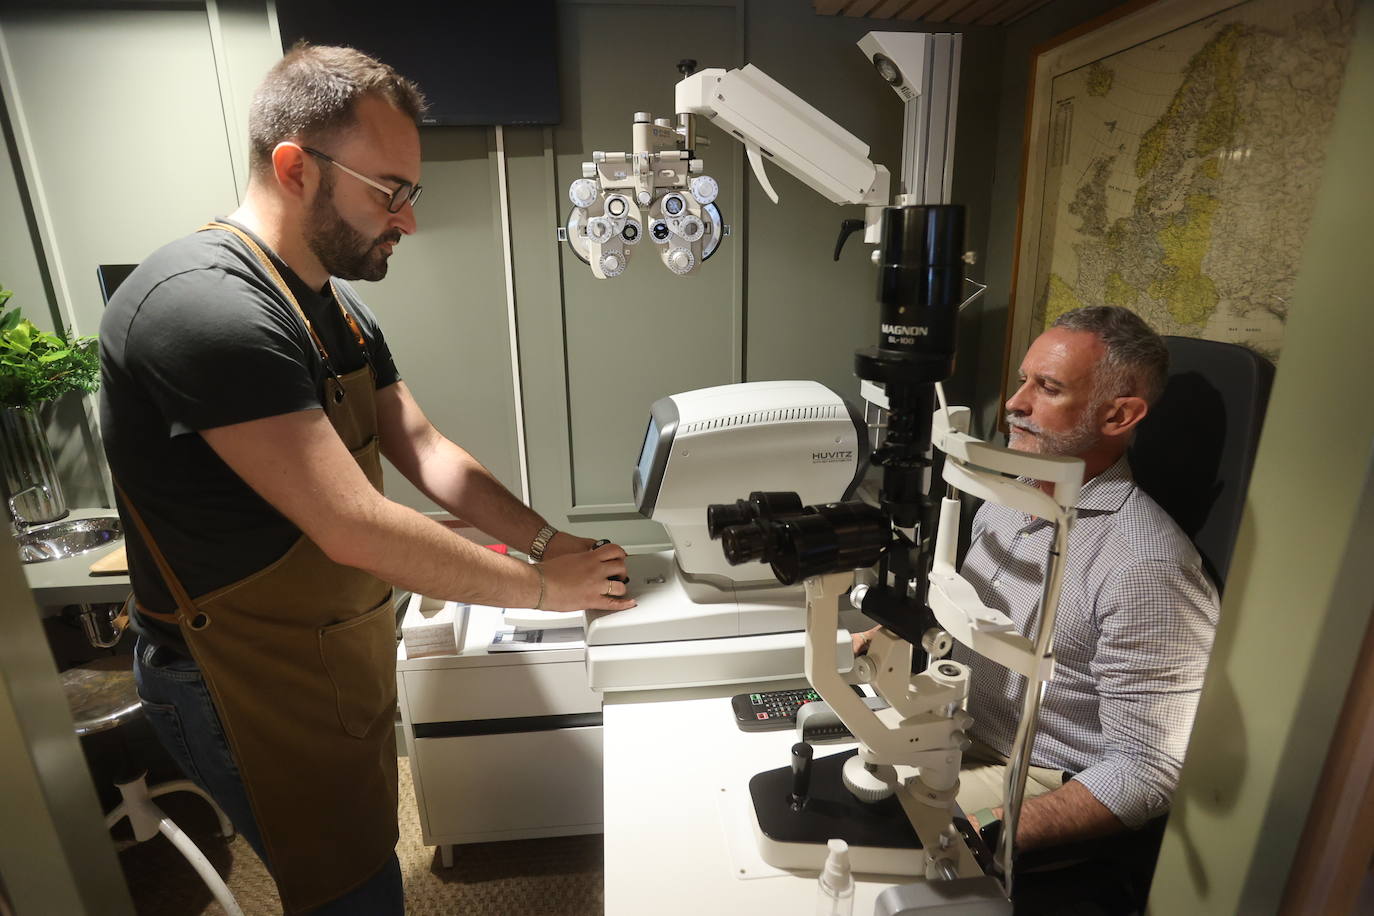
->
[1127,336,1275,593]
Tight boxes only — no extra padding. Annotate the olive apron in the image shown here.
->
[118,222,398,913]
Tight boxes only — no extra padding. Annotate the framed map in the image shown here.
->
[1003,0,1357,399]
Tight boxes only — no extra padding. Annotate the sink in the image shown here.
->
[15,516,122,564]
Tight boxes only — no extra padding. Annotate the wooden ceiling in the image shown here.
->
[812,0,1059,27]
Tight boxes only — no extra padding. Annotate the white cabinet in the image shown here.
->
[395,603,603,864]
[410,727,603,841]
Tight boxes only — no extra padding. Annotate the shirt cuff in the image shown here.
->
[1070,757,1172,828]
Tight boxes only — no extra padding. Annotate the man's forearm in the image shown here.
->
[331,493,543,608]
[996,779,1125,850]
[405,432,548,552]
[199,406,625,612]
[330,491,631,613]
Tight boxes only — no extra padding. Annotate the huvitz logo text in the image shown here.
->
[813,450,854,463]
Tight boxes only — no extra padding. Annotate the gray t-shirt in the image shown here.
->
[99,220,401,642]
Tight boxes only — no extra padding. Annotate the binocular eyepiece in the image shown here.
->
[706,491,889,586]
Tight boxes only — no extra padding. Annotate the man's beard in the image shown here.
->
[1006,409,1101,456]
[305,175,399,282]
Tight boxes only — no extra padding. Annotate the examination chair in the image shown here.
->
[1010,336,1275,914]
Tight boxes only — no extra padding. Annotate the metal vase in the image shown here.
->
[0,406,68,526]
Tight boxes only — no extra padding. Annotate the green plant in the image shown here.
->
[0,284,100,410]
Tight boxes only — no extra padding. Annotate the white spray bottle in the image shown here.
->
[816,837,854,916]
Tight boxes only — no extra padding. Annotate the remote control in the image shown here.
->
[731,684,865,732]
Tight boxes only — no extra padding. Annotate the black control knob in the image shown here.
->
[592,539,630,585]
[790,742,813,810]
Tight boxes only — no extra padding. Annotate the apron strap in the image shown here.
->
[113,480,198,626]
[199,221,369,365]
[199,221,337,365]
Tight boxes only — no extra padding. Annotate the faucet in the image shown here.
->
[8,482,56,533]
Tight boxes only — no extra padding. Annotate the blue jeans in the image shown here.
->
[133,635,404,915]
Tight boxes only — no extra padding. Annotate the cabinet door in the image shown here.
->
[411,727,604,843]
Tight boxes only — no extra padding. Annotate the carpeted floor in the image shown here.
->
[116,758,604,915]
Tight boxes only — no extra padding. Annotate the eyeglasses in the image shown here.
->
[301,146,423,213]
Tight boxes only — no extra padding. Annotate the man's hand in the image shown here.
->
[852,625,880,656]
[541,530,599,559]
[539,542,636,612]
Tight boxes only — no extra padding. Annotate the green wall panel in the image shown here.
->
[368,127,522,507]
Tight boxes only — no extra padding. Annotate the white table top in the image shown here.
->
[602,682,905,915]
[21,507,131,608]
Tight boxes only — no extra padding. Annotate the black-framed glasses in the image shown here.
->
[302,146,422,213]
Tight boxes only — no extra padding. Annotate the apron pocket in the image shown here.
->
[318,595,397,739]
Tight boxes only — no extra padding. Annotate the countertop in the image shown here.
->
[22,507,131,607]
[602,681,906,915]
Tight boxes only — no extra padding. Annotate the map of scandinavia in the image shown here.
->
[1030,0,1357,362]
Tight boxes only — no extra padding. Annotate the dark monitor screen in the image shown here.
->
[97,264,138,305]
[275,1,561,127]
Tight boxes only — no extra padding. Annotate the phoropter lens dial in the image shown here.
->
[586,217,614,244]
[689,175,718,206]
[569,178,599,210]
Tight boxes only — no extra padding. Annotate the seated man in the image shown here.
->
[855,306,1219,852]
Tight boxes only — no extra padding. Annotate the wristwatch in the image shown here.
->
[528,524,557,562]
[972,807,1002,850]
[972,807,1001,831]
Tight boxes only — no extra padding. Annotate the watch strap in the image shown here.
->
[528,524,557,561]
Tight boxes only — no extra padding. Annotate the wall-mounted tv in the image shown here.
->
[275,0,560,127]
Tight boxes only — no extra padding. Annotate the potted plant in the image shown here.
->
[0,282,100,526]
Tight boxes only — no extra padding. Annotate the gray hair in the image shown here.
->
[1050,306,1169,405]
[248,43,426,176]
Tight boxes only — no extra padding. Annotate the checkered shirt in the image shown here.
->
[950,455,1219,828]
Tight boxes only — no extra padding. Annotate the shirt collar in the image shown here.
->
[1073,454,1135,514]
[1014,454,1134,530]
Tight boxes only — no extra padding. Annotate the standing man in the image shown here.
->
[100,45,632,914]
[853,307,1219,854]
